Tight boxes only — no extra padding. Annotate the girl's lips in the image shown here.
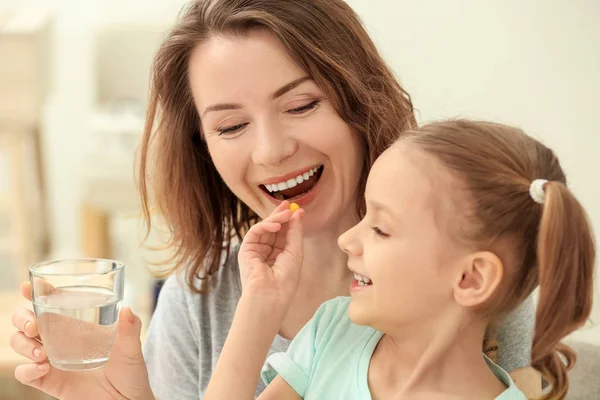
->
[350,279,372,293]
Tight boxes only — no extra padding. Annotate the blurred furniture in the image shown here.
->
[80,24,167,258]
[79,106,145,258]
[79,100,148,258]
[0,6,51,286]
[0,7,54,398]
[79,25,166,338]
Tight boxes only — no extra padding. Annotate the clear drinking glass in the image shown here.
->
[29,258,125,371]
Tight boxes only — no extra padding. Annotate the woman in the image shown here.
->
[10,1,541,399]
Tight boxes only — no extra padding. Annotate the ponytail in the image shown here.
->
[532,181,595,400]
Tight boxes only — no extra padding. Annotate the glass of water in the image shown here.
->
[29,258,125,371]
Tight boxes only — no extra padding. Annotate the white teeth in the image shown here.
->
[263,166,322,193]
[354,272,371,285]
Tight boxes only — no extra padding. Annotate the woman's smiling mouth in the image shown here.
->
[260,165,324,201]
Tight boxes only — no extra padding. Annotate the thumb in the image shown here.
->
[112,307,144,361]
[104,307,153,399]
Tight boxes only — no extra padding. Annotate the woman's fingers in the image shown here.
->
[10,293,50,388]
[20,281,33,301]
[12,307,39,338]
[14,362,50,386]
[10,331,46,362]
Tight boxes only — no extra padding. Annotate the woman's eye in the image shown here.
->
[217,122,248,136]
[372,227,390,238]
[287,100,320,115]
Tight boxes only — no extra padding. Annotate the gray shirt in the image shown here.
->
[143,245,535,399]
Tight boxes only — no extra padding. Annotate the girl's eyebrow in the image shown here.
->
[368,199,402,223]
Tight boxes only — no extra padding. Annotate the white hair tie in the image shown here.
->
[529,179,548,204]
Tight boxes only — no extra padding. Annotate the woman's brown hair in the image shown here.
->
[404,120,595,400]
[138,0,415,292]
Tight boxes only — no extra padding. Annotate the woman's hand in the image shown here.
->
[238,200,305,307]
[10,282,154,400]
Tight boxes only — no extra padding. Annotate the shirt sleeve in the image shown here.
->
[143,275,200,400]
[261,297,347,397]
[496,294,536,372]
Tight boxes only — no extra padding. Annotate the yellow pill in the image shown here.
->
[289,202,300,212]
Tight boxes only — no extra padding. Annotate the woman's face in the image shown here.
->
[188,30,364,234]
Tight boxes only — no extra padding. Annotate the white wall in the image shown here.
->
[5,0,598,342]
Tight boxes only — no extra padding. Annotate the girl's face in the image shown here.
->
[338,144,471,332]
[188,30,364,235]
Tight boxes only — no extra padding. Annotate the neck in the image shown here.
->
[372,311,505,399]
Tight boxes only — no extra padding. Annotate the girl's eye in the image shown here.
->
[372,227,390,238]
[287,100,320,115]
[217,122,249,136]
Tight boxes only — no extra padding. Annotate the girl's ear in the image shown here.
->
[453,251,503,308]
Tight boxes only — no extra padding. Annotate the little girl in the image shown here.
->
[205,120,595,400]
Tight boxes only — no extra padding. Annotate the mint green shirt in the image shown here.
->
[262,296,526,399]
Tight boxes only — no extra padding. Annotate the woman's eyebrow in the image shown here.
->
[271,76,312,100]
[202,76,312,117]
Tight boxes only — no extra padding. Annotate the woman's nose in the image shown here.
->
[251,120,298,167]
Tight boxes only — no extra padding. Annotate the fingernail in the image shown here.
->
[24,321,31,332]
[123,307,135,323]
[33,348,41,359]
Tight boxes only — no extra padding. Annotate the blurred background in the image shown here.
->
[0,0,598,398]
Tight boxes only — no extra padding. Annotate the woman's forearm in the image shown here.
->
[204,295,285,400]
